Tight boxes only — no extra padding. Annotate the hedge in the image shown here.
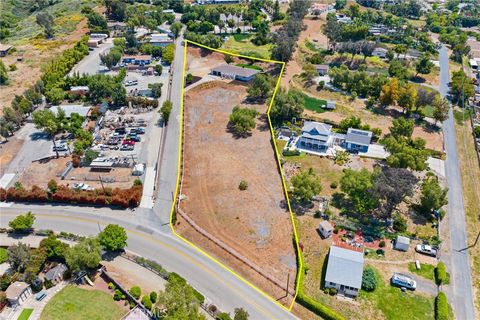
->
[296,292,345,320]
[435,262,447,285]
[0,184,142,208]
[435,292,448,320]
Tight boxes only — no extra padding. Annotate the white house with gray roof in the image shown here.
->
[211,64,260,82]
[298,121,333,151]
[344,128,372,153]
[324,246,364,297]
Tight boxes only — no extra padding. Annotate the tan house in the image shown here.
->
[6,282,32,307]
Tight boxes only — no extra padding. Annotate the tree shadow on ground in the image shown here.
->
[409,204,434,226]
[30,131,49,141]
[101,250,123,262]
[256,114,270,132]
[410,76,426,84]
[225,121,253,139]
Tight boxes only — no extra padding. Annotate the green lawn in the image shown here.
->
[222,35,272,59]
[360,268,435,320]
[235,63,263,71]
[0,248,8,264]
[18,308,34,320]
[303,94,327,113]
[40,286,126,320]
[275,139,287,151]
[408,262,435,281]
[232,33,252,42]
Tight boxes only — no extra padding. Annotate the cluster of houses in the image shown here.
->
[4,264,68,308]
[296,121,374,154]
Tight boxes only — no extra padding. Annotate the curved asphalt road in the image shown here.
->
[0,204,297,320]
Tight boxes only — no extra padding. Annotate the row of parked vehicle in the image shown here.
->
[102,127,146,151]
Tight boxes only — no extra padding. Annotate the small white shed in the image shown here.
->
[394,235,410,252]
[318,220,334,239]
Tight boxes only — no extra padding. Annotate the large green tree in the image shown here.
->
[8,212,36,231]
[65,237,101,272]
[32,109,65,158]
[156,274,206,320]
[420,176,448,213]
[291,168,322,204]
[228,106,258,136]
[40,234,68,260]
[246,74,275,101]
[340,168,378,214]
[36,12,55,38]
[8,243,31,272]
[98,224,128,251]
[269,88,304,125]
[160,100,173,124]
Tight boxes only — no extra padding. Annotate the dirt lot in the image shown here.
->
[17,157,135,190]
[176,76,296,304]
[0,137,24,176]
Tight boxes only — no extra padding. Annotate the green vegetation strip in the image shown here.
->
[0,248,8,264]
[235,63,263,71]
[40,286,126,320]
[18,308,34,320]
[360,268,434,320]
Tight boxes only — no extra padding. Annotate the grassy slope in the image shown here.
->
[1,0,94,45]
[40,286,126,320]
[454,117,480,312]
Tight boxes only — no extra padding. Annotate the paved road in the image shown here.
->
[153,33,185,223]
[70,38,114,76]
[0,206,296,320]
[438,44,476,320]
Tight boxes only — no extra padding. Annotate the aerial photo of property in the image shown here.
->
[0,0,479,320]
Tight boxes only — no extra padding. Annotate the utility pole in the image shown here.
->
[99,175,106,193]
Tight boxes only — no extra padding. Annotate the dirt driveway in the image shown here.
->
[177,80,296,304]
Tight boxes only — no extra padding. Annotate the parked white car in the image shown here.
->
[415,244,437,257]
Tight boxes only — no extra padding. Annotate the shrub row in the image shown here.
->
[0,184,142,208]
[435,262,447,285]
[435,292,449,320]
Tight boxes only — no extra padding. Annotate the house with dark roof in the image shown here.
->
[344,128,372,153]
[45,263,68,284]
[324,246,364,297]
[211,64,260,82]
[298,121,333,151]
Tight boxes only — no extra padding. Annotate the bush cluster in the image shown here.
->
[435,262,448,285]
[435,292,449,320]
[0,184,143,208]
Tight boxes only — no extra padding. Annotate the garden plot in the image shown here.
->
[177,53,296,304]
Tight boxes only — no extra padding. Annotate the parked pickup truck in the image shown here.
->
[415,244,437,257]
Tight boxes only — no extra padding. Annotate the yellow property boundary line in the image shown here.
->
[168,39,303,313]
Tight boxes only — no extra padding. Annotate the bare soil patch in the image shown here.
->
[177,78,296,304]
[17,157,135,189]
